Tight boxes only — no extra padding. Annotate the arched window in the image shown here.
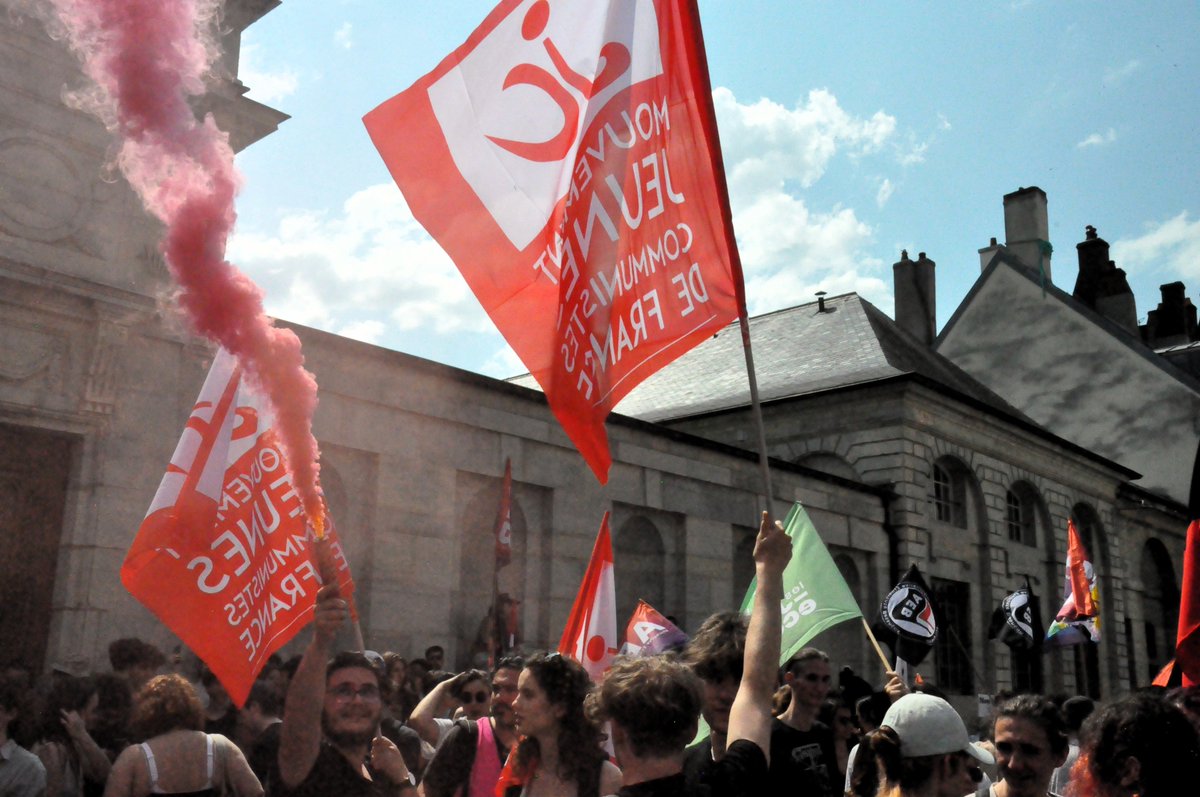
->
[931,459,967,528]
[1140,539,1179,684]
[613,516,666,624]
[1005,483,1039,547]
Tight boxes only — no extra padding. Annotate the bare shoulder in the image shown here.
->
[599,759,622,794]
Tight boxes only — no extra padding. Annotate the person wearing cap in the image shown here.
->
[855,692,993,797]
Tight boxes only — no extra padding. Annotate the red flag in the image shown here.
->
[1045,520,1100,646]
[558,513,618,681]
[121,349,355,706]
[494,458,514,567]
[1170,441,1200,686]
[364,0,744,483]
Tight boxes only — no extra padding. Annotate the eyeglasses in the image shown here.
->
[462,690,490,704]
[329,683,381,703]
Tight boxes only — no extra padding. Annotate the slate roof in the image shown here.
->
[510,292,1035,425]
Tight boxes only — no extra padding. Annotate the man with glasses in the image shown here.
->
[408,669,492,752]
[277,584,417,796]
[418,657,523,797]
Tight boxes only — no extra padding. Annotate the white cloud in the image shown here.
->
[334,22,354,50]
[1103,59,1141,85]
[713,87,895,198]
[876,178,895,208]
[936,113,952,131]
[712,86,897,315]
[1077,128,1117,148]
[1112,212,1200,280]
[237,43,299,104]
[337,320,385,344]
[479,344,526,379]
[229,183,494,346]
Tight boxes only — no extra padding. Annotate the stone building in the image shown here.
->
[0,1,1186,709]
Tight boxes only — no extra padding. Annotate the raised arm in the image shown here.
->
[408,673,464,747]
[277,583,347,788]
[726,511,791,761]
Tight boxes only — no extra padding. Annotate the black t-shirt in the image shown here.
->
[420,719,510,797]
[270,740,406,797]
[620,739,767,797]
[766,719,838,797]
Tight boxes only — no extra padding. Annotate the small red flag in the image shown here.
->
[1067,521,1098,618]
[558,513,618,682]
[620,600,688,656]
[364,0,744,483]
[494,458,513,568]
[121,350,355,706]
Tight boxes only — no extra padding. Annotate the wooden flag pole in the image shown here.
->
[861,617,892,671]
[739,312,775,509]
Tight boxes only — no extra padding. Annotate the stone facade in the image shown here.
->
[0,1,1183,711]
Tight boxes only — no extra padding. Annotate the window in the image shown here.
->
[1010,645,1043,693]
[1006,488,1036,546]
[931,577,973,694]
[931,462,965,527]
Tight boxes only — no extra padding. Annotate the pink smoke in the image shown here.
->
[46,0,326,532]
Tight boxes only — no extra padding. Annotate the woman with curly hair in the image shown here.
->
[1069,691,1200,797]
[103,674,262,797]
[495,653,620,797]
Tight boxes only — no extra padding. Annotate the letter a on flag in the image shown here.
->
[364,0,745,483]
[122,349,355,706]
[558,512,618,681]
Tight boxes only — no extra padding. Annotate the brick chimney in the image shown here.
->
[1073,225,1137,334]
[1004,186,1051,281]
[1141,282,1199,348]
[893,249,936,345]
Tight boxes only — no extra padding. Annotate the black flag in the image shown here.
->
[873,564,938,669]
[988,577,1044,651]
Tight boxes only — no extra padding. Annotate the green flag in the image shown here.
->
[740,502,863,664]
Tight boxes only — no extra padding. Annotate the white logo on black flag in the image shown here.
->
[988,579,1043,651]
[873,564,938,669]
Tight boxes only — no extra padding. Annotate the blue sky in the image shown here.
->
[228,0,1200,380]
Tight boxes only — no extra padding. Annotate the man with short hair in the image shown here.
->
[277,585,417,796]
[986,694,1069,797]
[768,648,839,797]
[423,647,445,672]
[418,658,522,797]
[683,612,747,766]
[0,676,47,797]
[590,511,791,796]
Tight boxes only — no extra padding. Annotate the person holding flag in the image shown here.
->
[275,584,416,797]
[590,510,791,796]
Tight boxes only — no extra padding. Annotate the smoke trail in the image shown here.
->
[44,0,326,533]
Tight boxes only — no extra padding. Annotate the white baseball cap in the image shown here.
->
[881,693,995,765]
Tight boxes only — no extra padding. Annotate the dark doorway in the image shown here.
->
[0,423,75,671]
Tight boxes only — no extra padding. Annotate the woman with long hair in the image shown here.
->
[31,674,112,797]
[852,692,991,797]
[103,674,261,797]
[495,653,620,797]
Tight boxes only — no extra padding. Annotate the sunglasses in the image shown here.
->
[461,690,490,704]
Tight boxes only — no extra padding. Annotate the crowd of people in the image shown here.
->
[2,514,1197,796]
